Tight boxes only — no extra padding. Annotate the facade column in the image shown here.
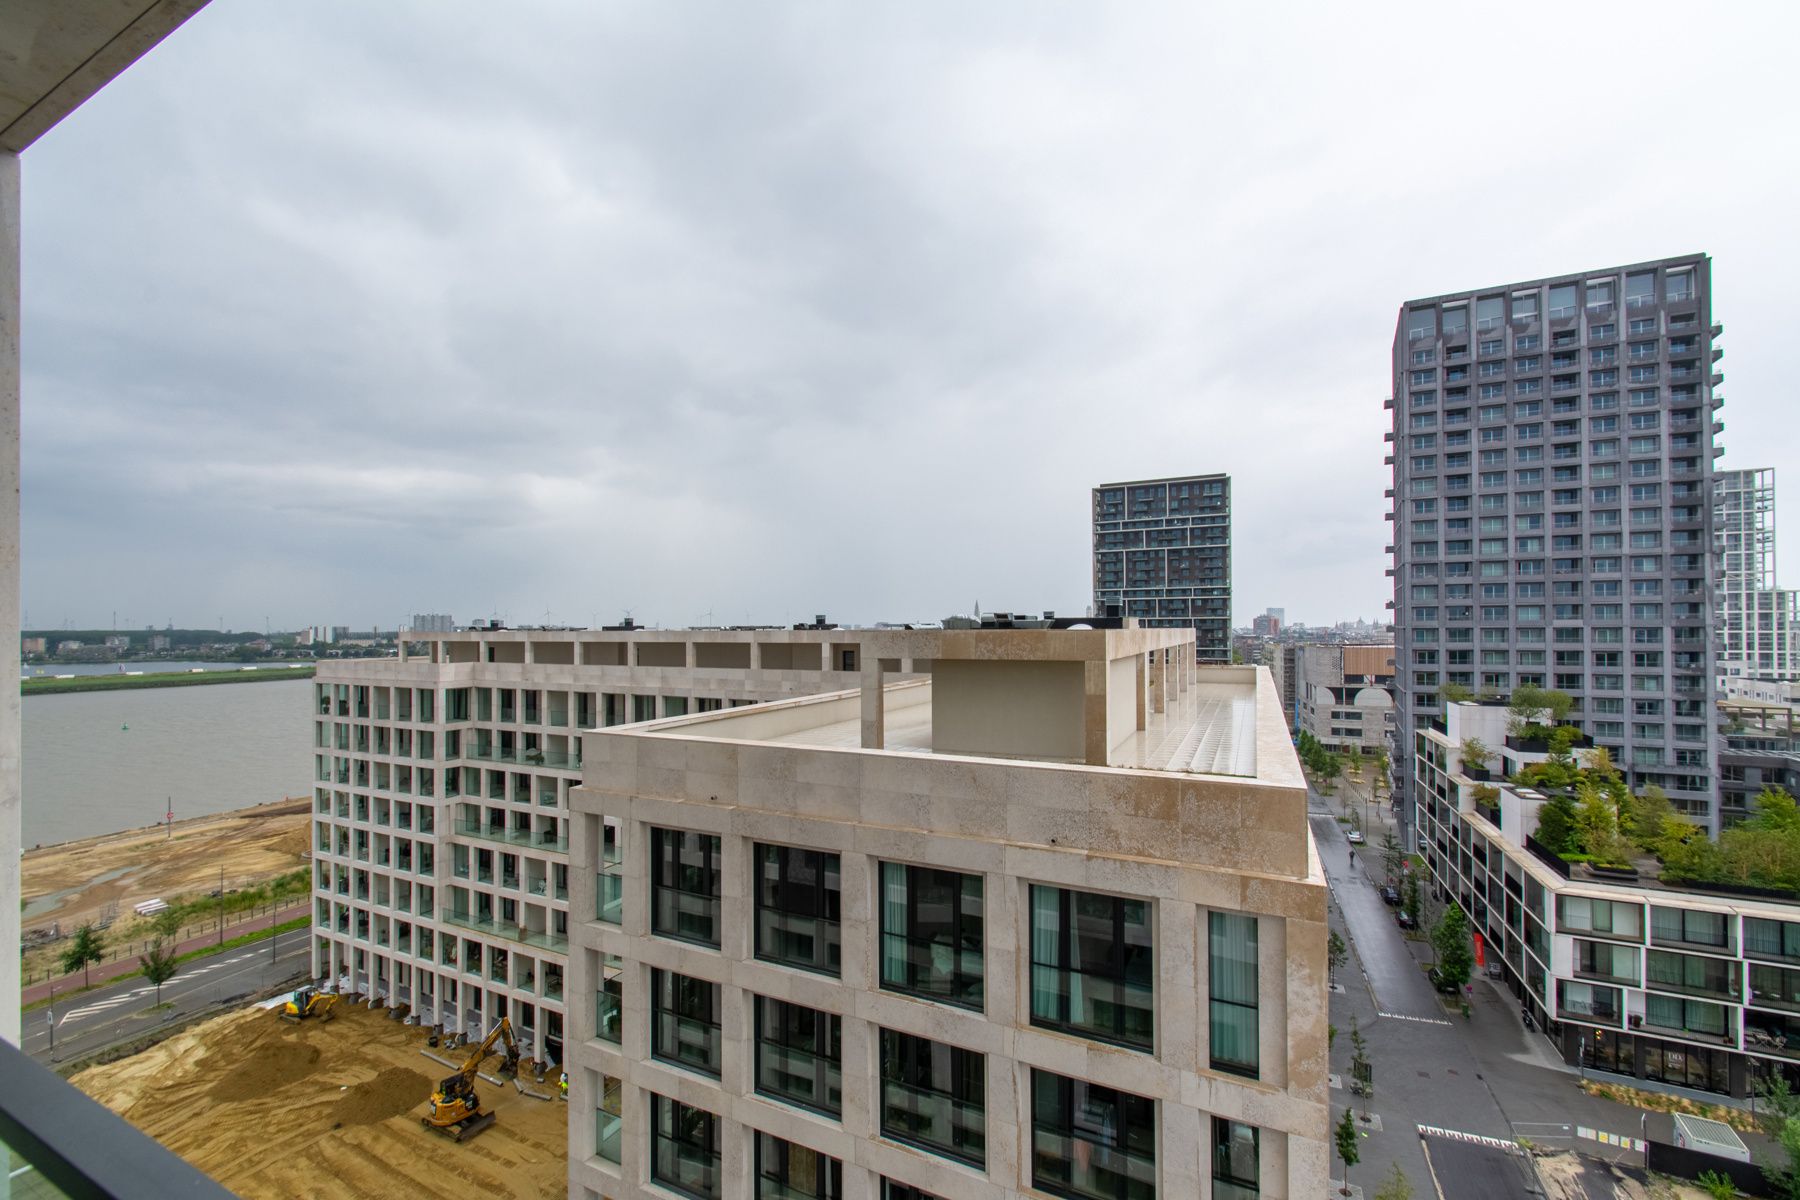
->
[859,661,885,749]
[1,151,19,1045]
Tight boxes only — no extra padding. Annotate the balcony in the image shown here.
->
[442,909,569,953]
[462,744,581,771]
[457,818,569,854]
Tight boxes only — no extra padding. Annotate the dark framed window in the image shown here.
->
[1029,885,1154,1051]
[652,828,721,947]
[651,1094,721,1200]
[1030,1069,1157,1200]
[756,844,842,975]
[596,972,621,1044]
[881,1182,943,1200]
[755,996,842,1117]
[1211,1118,1258,1200]
[651,970,721,1078]
[1209,911,1259,1078]
[878,1029,985,1168]
[755,1132,842,1200]
[880,863,983,1010]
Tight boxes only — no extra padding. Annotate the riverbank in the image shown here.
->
[23,666,315,695]
[20,797,311,983]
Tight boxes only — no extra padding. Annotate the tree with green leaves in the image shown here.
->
[1402,869,1422,927]
[1335,1106,1360,1196]
[1374,1162,1413,1200]
[1432,904,1474,989]
[61,923,106,988]
[139,937,180,1006]
[1752,1067,1800,1200]
[153,907,183,943]
[1328,930,1347,983]
[1459,738,1490,775]
[1440,682,1473,704]
[1534,793,1580,855]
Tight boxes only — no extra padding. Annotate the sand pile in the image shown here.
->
[74,1002,567,1200]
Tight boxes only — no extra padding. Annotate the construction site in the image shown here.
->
[72,997,569,1199]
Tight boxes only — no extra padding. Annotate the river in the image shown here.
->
[22,678,313,848]
[24,661,313,678]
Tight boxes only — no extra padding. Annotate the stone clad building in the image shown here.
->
[567,627,1328,1200]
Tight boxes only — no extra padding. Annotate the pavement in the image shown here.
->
[20,925,309,1066]
[1313,771,1755,1200]
[22,899,308,1006]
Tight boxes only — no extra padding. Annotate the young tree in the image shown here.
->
[139,938,180,1007]
[1328,931,1347,984]
[61,923,106,988]
[1458,738,1490,775]
[1402,869,1422,927]
[153,907,183,943]
[1372,750,1390,800]
[1374,1162,1413,1200]
[1335,1106,1361,1196]
[1432,905,1475,990]
[1440,682,1473,704]
[1381,832,1404,884]
[1534,793,1581,855]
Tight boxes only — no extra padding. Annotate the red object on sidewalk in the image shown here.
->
[1473,931,1486,968]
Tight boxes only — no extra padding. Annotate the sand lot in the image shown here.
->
[23,798,309,934]
[73,1002,568,1199]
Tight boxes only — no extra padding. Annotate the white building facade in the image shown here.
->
[567,628,1329,1200]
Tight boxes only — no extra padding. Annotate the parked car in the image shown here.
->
[1346,829,1365,845]
[1380,885,1401,906]
[1395,910,1417,930]
[1428,967,1462,995]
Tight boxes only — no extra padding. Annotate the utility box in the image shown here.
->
[1672,1114,1750,1163]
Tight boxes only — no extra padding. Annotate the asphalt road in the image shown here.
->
[22,926,310,1065]
[1422,1135,1535,1200]
[1311,804,1443,1020]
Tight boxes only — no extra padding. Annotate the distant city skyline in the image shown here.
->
[18,3,1800,637]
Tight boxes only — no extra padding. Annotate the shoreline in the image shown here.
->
[23,667,315,696]
[22,794,310,859]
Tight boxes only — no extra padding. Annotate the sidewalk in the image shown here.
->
[21,901,308,1007]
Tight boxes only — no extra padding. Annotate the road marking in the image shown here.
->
[1378,1010,1454,1027]
[1418,1124,1523,1153]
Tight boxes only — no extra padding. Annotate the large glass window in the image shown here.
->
[1031,1070,1157,1200]
[881,1183,942,1200]
[880,864,984,1010]
[756,996,842,1117]
[756,844,841,976]
[878,1029,985,1168]
[756,1133,842,1200]
[651,1095,721,1200]
[1212,1118,1259,1200]
[652,828,721,947]
[1030,885,1154,1051]
[651,970,722,1078]
[1747,918,1800,963]
[1651,906,1731,951]
[596,969,622,1044]
[1209,912,1259,1078]
[596,1075,622,1163]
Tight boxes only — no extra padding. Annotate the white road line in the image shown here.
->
[1377,1010,1454,1027]
[1418,1124,1523,1153]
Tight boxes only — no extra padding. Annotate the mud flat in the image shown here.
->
[72,1002,568,1200]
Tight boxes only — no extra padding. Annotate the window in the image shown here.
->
[879,1030,985,1167]
[651,1095,721,1200]
[652,828,721,947]
[880,864,984,1009]
[652,970,722,1077]
[1652,907,1730,950]
[756,996,841,1117]
[756,844,841,975]
[756,1133,842,1200]
[1030,886,1154,1051]
[882,1184,943,1200]
[1209,912,1259,1078]
[1213,1119,1259,1200]
[1746,919,1800,963]
[597,970,622,1044]
[1031,1070,1156,1200]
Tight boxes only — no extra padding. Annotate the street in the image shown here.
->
[22,926,309,1065]
[1314,773,1718,1200]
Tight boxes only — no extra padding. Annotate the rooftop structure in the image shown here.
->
[567,627,1327,1200]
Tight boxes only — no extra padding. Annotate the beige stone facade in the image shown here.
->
[567,628,1328,1200]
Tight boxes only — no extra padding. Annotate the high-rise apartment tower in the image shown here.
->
[1092,473,1232,660]
[1713,468,1800,683]
[1388,256,1723,836]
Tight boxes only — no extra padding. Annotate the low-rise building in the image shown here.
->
[567,627,1328,1200]
[1289,642,1394,755]
[1417,700,1800,1098]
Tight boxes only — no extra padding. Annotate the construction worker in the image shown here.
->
[559,1071,568,1098]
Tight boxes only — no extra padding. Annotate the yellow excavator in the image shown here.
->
[280,985,339,1023]
[421,1017,521,1142]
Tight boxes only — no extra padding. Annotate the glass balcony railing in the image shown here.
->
[461,744,581,771]
[442,909,569,953]
[457,819,569,853]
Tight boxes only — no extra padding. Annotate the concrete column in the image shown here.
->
[859,661,885,749]
[1135,652,1148,730]
[1153,651,1168,714]
[1,151,18,1046]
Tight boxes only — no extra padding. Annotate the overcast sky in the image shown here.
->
[19,1,1800,633]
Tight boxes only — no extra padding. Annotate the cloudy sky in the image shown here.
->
[19,1,1800,633]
